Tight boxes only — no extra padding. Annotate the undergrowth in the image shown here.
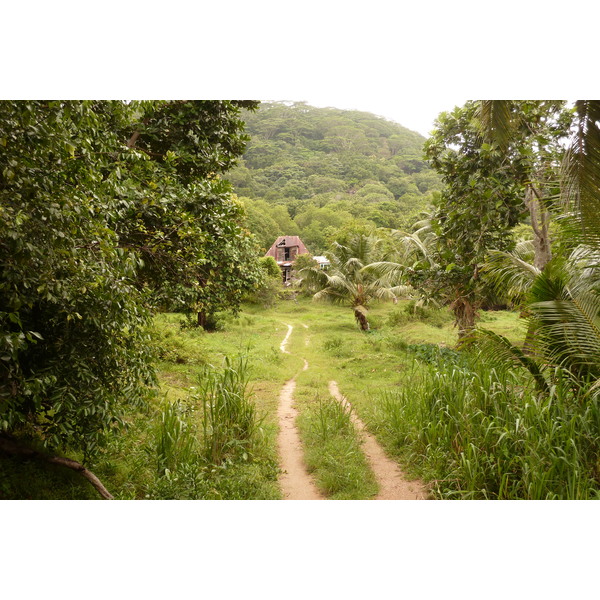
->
[371,355,600,499]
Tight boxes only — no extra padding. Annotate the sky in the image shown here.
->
[280,95,467,137]
[5,3,594,139]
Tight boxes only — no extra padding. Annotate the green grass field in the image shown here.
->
[1,297,528,500]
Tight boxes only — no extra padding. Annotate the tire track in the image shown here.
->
[328,381,427,500]
[277,324,324,500]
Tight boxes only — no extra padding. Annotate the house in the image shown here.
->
[313,255,331,270]
[265,236,310,283]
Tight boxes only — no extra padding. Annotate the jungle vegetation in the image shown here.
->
[2,99,600,501]
[234,101,442,253]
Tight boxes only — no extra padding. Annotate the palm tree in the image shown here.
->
[364,218,439,301]
[301,232,401,331]
[478,243,600,396]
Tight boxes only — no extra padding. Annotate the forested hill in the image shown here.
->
[230,101,442,254]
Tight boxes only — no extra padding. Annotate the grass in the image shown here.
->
[370,355,600,499]
[297,397,378,499]
[1,295,541,500]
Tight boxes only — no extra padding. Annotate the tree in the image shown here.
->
[476,100,574,270]
[423,102,525,338]
[111,101,262,324]
[469,100,600,397]
[245,256,282,308]
[475,99,600,260]
[0,100,259,474]
[0,101,155,461]
[301,232,399,330]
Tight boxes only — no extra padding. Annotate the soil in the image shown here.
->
[276,323,427,500]
[277,324,324,499]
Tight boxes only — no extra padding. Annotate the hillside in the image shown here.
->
[232,101,441,253]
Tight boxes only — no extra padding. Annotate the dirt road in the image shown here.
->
[276,322,426,500]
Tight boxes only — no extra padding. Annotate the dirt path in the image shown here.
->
[277,324,324,500]
[279,323,293,354]
[276,322,426,500]
[328,381,427,500]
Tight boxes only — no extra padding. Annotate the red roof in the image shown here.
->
[265,236,310,260]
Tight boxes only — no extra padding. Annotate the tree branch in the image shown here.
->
[0,435,114,500]
[127,131,141,149]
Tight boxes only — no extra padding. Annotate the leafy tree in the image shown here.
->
[246,256,282,308]
[0,101,154,459]
[113,101,262,322]
[476,100,574,270]
[301,232,399,330]
[0,100,258,468]
[423,101,525,338]
[240,197,282,252]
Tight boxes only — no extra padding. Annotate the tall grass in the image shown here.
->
[372,355,600,499]
[197,355,264,465]
[154,399,198,476]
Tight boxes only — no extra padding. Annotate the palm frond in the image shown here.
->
[475,100,516,151]
[482,249,540,303]
[362,261,405,282]
[472,328,549,394]
[514,239,536,260]
[561,100,600,251]
[387,284,414,298]
[530,290,600,378]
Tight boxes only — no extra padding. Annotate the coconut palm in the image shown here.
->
[477,243,600,396]
[301,232,401,331]
[364,218,439,301]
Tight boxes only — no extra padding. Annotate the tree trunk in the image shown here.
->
[451,296,477,343]
[0,436,114,499]
[197,310,207,328]
[353,307,370,331]
[526,186,552,271]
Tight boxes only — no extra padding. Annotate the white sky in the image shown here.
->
[4,2,597,139]
[277,96,467,137]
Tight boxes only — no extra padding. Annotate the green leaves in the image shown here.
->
[0,100,258,458]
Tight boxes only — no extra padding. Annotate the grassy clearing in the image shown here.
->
[1,296,534,499]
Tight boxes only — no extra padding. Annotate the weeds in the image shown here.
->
[197,355,264,465]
